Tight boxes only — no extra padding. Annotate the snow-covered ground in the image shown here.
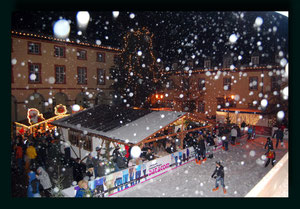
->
[112,136,288,197]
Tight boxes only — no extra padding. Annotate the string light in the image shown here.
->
[11,30,122,52]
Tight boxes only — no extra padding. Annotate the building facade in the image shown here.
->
[11,31,121,121]
[157,56,288,125]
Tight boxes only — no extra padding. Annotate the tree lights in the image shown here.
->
[110,27,162,108]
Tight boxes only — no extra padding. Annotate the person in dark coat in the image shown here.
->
[86,154,95,169]
[116,155,126,170]
[272,128,284,148]
[196,136,206,164]
[241,121,246,135]
[15,143,23,173]
[211,161,226,194]
[96,161,106,178]
[113,146,126,171]
[144,148,155,161]
[264,137,274,150]
[73,158,84,183]
[265,149,276,167]
[38,140,47,168]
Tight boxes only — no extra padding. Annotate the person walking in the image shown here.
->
[265,149,276,167]
[264,137,274,150]
[211,161,226,194]
[230,126,238,145]
[272,128,284,149]
[196,135,206,165]
[247,126,253,141]
[36,166,52,197]
[241,121,246,136]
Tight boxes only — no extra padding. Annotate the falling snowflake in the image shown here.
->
[254,17,263,27]
[11,58,17,65]
[96,40,101,45]
[29,74,37,81]
[261,155,267,160]
[112,11,119,18]
[277,111,285,120]
[229,34,238,43]
[129,13,135,19]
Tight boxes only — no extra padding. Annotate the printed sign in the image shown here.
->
[63,147,195,197]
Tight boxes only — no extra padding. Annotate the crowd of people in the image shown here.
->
[11,130,58,197]
[11,121,287,197]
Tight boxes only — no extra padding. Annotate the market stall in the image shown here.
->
[50,105,216,162]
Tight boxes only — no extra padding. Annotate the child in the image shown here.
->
[265,149,276,167]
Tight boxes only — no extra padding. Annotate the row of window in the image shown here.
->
[167,76,280,91]
[27,41,111,62]
[69,130,92,151]
[204,56,260,69]
[25,63,106,85]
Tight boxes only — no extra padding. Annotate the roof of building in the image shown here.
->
[11,31,122,53]
[51,105,186,144]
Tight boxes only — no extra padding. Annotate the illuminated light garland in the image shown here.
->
[54,104,68,115]
[15,114,70,129]
[11,31,122,52]
[27,108,46,125]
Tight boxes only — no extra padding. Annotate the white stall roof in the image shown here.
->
[104,111,186,144]
[52,108,186,145]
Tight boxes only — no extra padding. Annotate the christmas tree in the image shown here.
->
[110,27,164,108]
[51,165,65,197]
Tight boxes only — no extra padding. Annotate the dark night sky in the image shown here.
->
[11,11,288,67]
